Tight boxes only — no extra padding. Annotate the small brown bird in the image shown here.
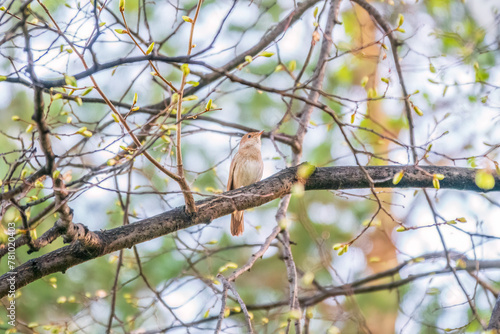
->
[227,131,264,236]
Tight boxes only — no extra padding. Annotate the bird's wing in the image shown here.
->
[227,152,238,191]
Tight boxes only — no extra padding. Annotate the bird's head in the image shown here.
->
[239,130,264,149]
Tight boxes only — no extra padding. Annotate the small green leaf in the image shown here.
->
[244,55,252,63]
[297,163,316,180]
[146,42,154,55]
[76,126,87,134]
[337,244,349,256]
[182,16,193,23]
[475,170,495,190]
[432,177,440,189]
[397,13,404,27]
[81,86,93,96]
[182,95,198,101]
[218,262,238,273]
[259,51,274,57]
[393,170,404,185]
[367,88,377,98]
[205,99,213,110]
[52,93,63,101]
[413,105,424,116]
[332,243,343,250]
[429,62,436,73]
[455,258,466,269]
[180,64,190,75]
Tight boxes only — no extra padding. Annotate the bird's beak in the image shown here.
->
[257,130,264,137]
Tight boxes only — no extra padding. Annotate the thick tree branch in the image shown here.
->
[0,165,498,297]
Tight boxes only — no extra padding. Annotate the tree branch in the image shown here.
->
[0,165,497,297]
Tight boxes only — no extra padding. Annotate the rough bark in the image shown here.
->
[0,164,497,297]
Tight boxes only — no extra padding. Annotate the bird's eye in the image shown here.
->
[247,135,251,138]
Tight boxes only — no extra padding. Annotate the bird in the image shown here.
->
[227,130,264,236]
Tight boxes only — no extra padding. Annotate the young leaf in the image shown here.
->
[393,170,404,185]
[81,86,93,96]
[180,64,190,75]
[397,13,404,27]
[205,99,213,110]
[259,51,274,57]
[146,42,154,55]
[413,105,424,116]
[429,62,436,73]
[475,170,495,190]
[432,176,440,189]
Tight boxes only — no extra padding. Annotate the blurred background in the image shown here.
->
[1,0,500,332]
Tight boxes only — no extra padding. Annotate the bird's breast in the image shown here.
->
[233,153,263,188]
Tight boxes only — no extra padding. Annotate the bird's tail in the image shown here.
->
[230,211,244,236]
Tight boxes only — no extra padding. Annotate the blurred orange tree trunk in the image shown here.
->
[349,3,400,333]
